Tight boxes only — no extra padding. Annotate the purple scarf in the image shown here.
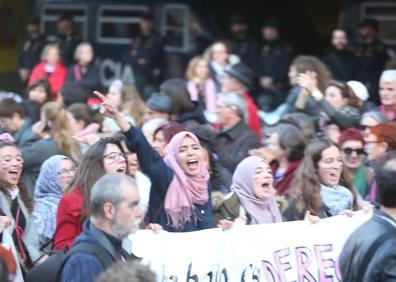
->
[231,156,282,224]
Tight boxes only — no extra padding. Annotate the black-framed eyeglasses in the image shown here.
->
[342,147,366,156]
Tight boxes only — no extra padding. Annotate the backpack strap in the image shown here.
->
[58,241,114,280]
[355,230,396,281]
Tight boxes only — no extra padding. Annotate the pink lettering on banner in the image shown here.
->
[295,246,316,282]
[261,261,280,282]
[314,244,336,281]
[273,247,292,281]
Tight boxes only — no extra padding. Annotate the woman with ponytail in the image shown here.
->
[20,101,81,195]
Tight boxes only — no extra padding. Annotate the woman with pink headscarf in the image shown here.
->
[94,91,213,232]
[217,156,282,227]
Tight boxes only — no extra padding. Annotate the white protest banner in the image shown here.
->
[130,211,370,282]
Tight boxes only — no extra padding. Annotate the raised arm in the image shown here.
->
[93,91,173,196]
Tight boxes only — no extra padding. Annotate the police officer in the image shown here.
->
[17,16,47,86]
[256,18,292,110]
[323,29,359,82]
[227,15,260,72]
[125,11,164,101]
[354,18,391,104]
[55,14,81,66]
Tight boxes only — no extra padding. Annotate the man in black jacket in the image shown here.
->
[227,15,260,72]
[323,29,358,82]
[55,14,81,66]
[354,18,391,104]
[17,17,47,86]
[125,12,164,100]
[339,155,396,282]
[215,92,260,174]
[257,18,292,110]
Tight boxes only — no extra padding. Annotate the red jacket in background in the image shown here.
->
[28,62,67,99]
[242,92,262,143]
[53,186,84,250]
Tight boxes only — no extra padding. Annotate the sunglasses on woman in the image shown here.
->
[342,147,366,156]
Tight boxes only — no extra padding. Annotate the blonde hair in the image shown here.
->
[185,56,209,80]
[41,102,81,161]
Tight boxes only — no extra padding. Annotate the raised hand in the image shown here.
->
[93,91,119,120]
[93,90,132,132]
[297,71,318,93]
[32,121,47,138]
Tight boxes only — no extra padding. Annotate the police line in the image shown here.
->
[130,211,370,282]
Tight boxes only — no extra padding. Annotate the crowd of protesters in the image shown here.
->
[0,10,395,282]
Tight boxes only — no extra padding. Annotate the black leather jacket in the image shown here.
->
[339,209,396,282]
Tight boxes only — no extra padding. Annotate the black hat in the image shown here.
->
[230,15,247,25]
[262,17,279,29]
[57,14,74,23]
[224,62,254,89]
[141,11,154,21]
[59,83,88,107]
[146,92,174,114]
[358,18,379,30]
[27,16,40,25]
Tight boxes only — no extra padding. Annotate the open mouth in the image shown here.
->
[261,182,271,189]
[329,172,340,179]
[187,159,199,169]
[8,169,20,180]
[116,167,126,173]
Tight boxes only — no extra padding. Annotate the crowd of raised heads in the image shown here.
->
[0,11,396,282]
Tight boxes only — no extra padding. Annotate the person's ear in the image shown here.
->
[102,202,116,220]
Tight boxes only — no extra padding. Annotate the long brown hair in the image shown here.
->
[65,138,125,216]
[0,142,33,213]
[292,55,332,92]
[41,102,81,161]
[288,138,357,217]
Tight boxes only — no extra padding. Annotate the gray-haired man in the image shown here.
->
[215,92,260,174]
[61,174,142,282]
